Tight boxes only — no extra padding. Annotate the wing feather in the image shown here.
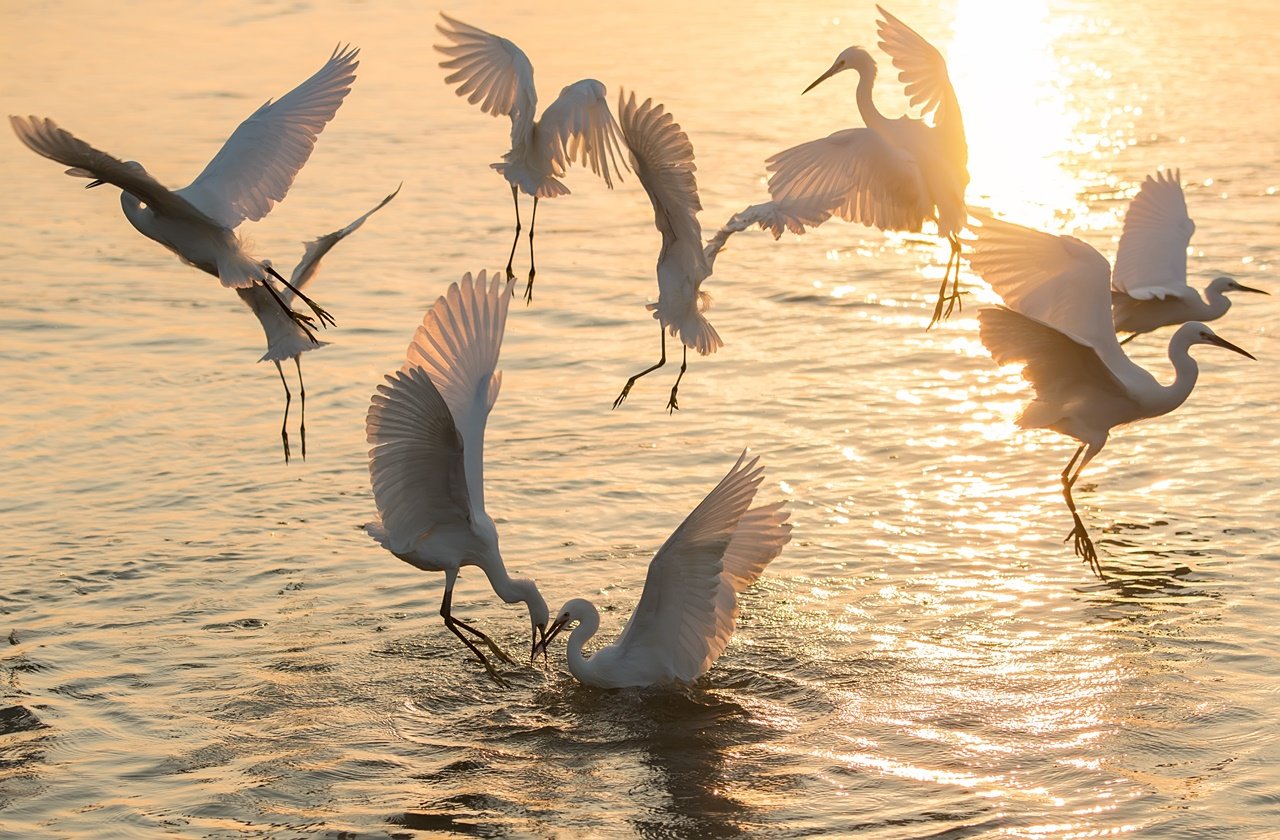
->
[366,367,471,555]
[767,127,931,233]
[435,13,537,146]
[968,211,1150,391]
[1111,169,1196,300]
[875,5,966,166]
[283,184,400,304]
[10,115,220,225]
[178,45,359,228]
[402,271,510,515]
[536,79,627,188]
[612,452,766,682]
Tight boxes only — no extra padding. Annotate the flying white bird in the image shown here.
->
[970,212,1256,575]
[10,46,360,339]
[435,12,627,302]
[535,451,791,689]
[1110,169,1267,343]
[765,5,969,327]
[240,185,399,463]
[366,271,548,679]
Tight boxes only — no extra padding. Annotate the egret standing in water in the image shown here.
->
[535,451,791,689]
[765,6,969,327]
[240,186,399,463]
[10,46,360,339]
[1110,169,1268,343]
[970,212,1256,575]
[435,13,627,302]
[366,271,548,679]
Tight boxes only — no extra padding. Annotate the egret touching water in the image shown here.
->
[240,186,399,463]
[366,271,547,678]
[10,46,360,340]
[970,213,1256,575]
[1110,169,1268,343]
[435,13,627,302]
[534,452,791,689]
[765,6,969,327]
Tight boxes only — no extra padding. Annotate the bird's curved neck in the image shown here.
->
[565,604,601,684]
[1155,332,1202,417]
[854,61,891,133]
[1201,287,1233,319]
[480,559,524,605]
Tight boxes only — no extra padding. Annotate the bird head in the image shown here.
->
[804,46,875,94]
[532,598,592,659]
[1209,276,1269,297]
[1183,322,1257,360]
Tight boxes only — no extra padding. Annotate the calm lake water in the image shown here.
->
[1,1,1277,837]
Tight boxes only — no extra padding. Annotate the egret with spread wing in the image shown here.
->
[10,46,359,340]
[435,12,627,302]
[240,185,399,463]
[765,5,969,327]
[535,452,791,689]
[366,271,548,680]
[970,212,1256,575]
[612,91,748,413]
[1110,169,1267,343]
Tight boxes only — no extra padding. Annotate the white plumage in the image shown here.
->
[764,6,969,326]
[435,13,627,300]
[366,271,548,676]
[970,212,1256,575]
[536,452,791,689]
[10,46,359,338]
[1110,169,1268,342]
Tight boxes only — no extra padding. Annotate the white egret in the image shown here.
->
[534,451,791,689]
[765,5,969,327]
[611,92,740,413]
[970,212,1256,575]
[435,12,627,302]
[366,271,548,678]
[10,46,360,340]
[1110,169,1268,343]
[240,185,399,463]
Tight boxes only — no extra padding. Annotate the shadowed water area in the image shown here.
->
[1,0,1277,836]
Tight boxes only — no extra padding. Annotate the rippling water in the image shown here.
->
[2,1,1277,837]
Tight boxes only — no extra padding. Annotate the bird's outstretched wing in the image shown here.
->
[178,45,359,229]
[767,127,931,233]
[536,79,627,189]
[10,115,220,225]
[706,202,834,258]
[611,451,767,683]
[704,500,792,671]
[876,5,966,164]
[402,271,510,515]
[435,13,537,147]
[282,184,401,305]
[618,90,718,352]
[1111,169,1196,301]
[968,212,1146,392]
[366,365,472,555]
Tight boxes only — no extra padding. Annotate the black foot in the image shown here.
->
[523,268,536,305]
[667,390,680,414]
[1066,518,1103,578]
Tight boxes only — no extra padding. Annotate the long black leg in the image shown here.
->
[1118,332,1139,346]
[524,196,539,304]
[440,574,508,683]
[1061,444,1102,578]
[928,234,964,329]
[294,357,306,461]
[263,263,336,329]
[273,360,291,464]
[259,278,319,345]
[614,325,668,409]
[505,185,522,286]
[666,345,689,414]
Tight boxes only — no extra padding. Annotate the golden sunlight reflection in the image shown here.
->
[948,0,1087,227]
